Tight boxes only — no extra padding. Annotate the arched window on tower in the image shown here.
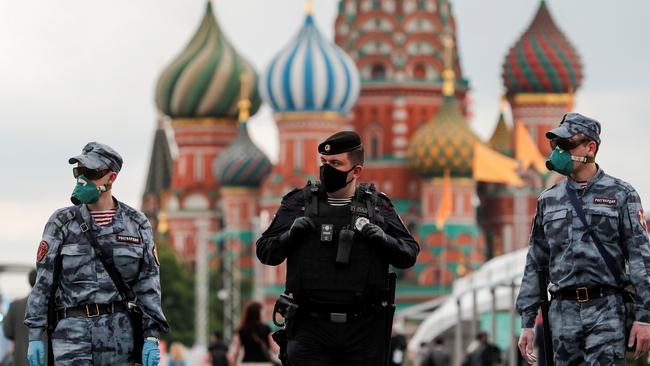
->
[413,63,427,80]
[371,64,386,80]
[367,124,383,159]
[371,135,380,159]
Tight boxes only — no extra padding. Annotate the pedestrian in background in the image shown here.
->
[388,325,407,366]
[421,338,451,366]
[463,332,501,366]
[3,269,37,366]
[229,302,279,366]
[168,342,186,366]
[208,331,229,366]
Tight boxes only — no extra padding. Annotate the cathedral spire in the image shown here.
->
[442,35,455,97]
[238,74,251,123]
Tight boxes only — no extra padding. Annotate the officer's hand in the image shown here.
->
[142,339,160,366]
[361,223,387,244]
[517,328,537,364]
[630,321,650,359]
[27,340,45,366]
[289,217,316,239]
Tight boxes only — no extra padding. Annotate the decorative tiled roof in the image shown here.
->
[488,112,513,156]
[144,127,173,197]
[213,122,272,188]
[502,1,583,94]
[407,96,480,178]
[156,2,261,119]
[260,14,360,114]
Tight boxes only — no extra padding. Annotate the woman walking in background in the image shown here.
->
[229,302,279,366]
[168,342,186,366]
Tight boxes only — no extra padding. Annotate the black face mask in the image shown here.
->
[320,164,356,193]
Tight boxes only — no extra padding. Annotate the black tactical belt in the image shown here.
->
[56,302,127,320]
[305,310,368,324]
[551,286,621,303]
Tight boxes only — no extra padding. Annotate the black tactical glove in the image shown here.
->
[361,223,388,244]
[289,216,316,240]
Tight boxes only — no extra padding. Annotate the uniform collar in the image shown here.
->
[566,165,605,192]
[80,197,125,236]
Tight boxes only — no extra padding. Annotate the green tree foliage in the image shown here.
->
[157,239,195,346]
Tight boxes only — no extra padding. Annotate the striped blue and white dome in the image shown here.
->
[260,15,360,114]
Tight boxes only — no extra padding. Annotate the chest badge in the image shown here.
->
[355,217,370,232]
[594,197,617,206]
[320,224,333,242]
[117,235,141,244]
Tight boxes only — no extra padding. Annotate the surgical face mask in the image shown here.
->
[319,164,357,193]
[70,175,108,205]
[545,147,591,176]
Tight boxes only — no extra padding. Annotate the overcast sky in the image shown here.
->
[1,0,649,296]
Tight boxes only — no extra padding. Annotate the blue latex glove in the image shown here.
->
[142,339,160,366]
[27,340,45,366]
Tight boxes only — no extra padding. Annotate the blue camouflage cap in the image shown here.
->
[545,112,601,145]
[68,142,123,172]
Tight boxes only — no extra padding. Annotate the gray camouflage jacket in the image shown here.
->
[24,199,169,340]
[516,168,650,327]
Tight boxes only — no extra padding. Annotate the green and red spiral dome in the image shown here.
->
[502,1,583,94]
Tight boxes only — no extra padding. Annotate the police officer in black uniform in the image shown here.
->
[256,131,419,366]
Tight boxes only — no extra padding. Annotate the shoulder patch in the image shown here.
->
[153,245,160,266]
[638,209,648,232]
[37,240,49,262]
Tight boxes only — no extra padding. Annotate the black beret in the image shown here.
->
[318,131,362,155]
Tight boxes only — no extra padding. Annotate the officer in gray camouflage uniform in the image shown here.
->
[25,142,169,366]
[517,113,650,365]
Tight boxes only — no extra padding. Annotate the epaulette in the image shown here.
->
[538,183,560,200]
[610,177,634,194]
[53,208,76,228]
[377,191,394,208]
[120,201,150,228]
[282,187,303,201]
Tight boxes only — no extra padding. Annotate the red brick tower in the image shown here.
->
[334,0,468,205]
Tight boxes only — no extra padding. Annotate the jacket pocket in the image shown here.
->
[543,209,571,246]
[113,245,144,283]
[61,243,97,283]
[587,207,620,244]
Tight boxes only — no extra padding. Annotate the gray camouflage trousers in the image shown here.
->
[52,311,134,365]
[550,294,626,365]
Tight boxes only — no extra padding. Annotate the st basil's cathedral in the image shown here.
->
[141,0,584,342]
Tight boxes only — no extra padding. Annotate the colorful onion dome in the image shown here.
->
[213,122,272,188]
[488,112,513,156]
[156,2,261,119]
[260,14,360,114]
[407,96,480,178]
[502,1,583,94]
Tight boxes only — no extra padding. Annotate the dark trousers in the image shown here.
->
[287,311,386,366]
